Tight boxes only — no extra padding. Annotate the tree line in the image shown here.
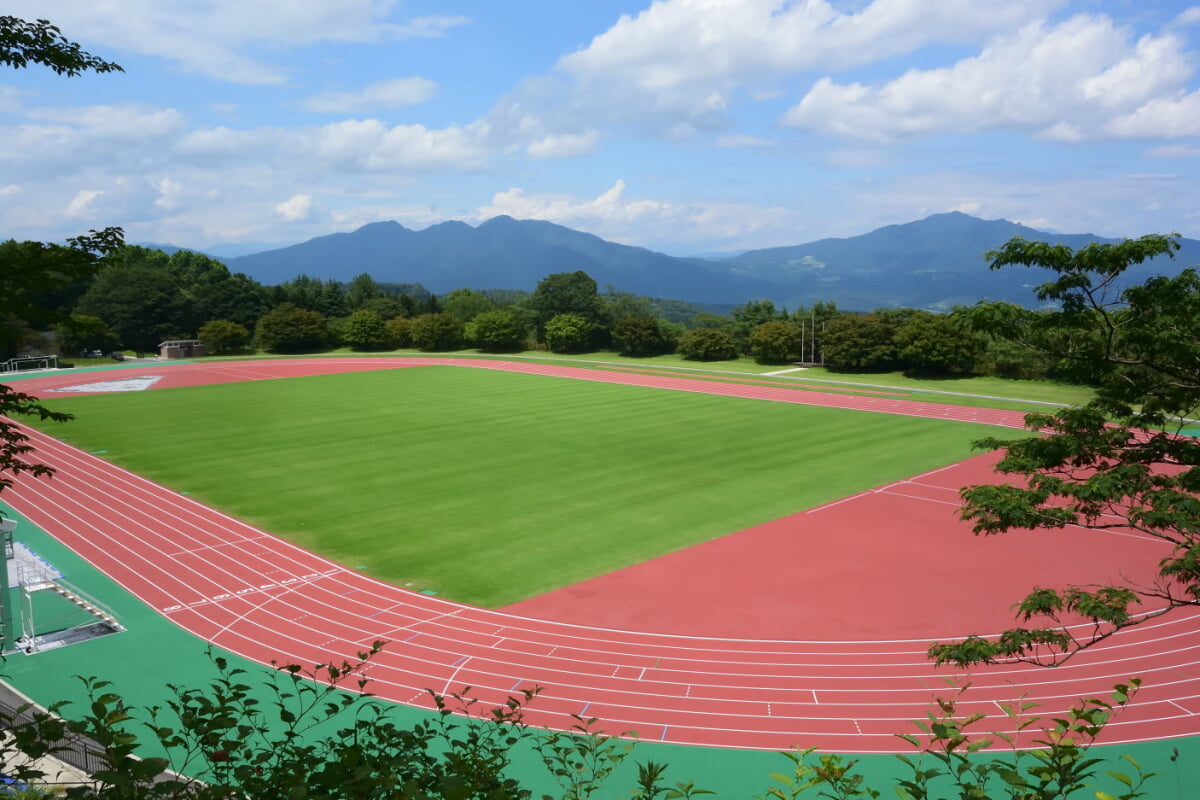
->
[5,241,1065,382]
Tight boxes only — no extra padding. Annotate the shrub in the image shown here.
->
[677,328,738,361]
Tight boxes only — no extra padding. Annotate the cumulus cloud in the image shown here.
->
[154,178,184,210]
[0,91,495,245]
[304,77,438,113]
[5,1,470,84]
[66,189,105,217]
[782,14,1198,141]
[526,130,600,159]
[293,118,491,172]
[274,193,315,222]
[1174,7,1200,26]
[554,0,1060,130]
[476,180,795,249]
[480,180,670,229]
[1105,92,1200,139]
[0,105,188,182]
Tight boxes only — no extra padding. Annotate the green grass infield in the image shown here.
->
[33,364,1010,607]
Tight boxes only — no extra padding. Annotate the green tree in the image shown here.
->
[821,313,900,371]
[442,288,496,323]
[198,319,251,355]
[599,288,653,328]
[731,298,783,352]
[342,309,393,351]
[689,312,732,330]
[544,313,593,354]
[791,300,838,364]
[676,328,738,361]
[386,316,413,348]
[53,313,120,357]
[344,272,384,310]
[931,234,1200,667]
[275,275,346,318]
[254,304,329,353]
[970,307,1053,380]
[749,320,801,364]
[527,271,602,338]
[0,228,124,357]
[409,312,464,352]
[610,315,673,356]
[467,309,529,353]
[75,257,188,355]
[893,310,982,375]
[359,295,409,320]
[162,251,269,331]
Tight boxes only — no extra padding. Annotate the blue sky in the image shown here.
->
[5,0,1200,255]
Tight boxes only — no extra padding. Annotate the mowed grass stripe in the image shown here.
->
[34,366,1001,607]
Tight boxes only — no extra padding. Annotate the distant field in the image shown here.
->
[33,365,1009,606]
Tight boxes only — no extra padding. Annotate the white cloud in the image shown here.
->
[476,180,795,249]
[304,77,438,113]
[0,185,20,196]
[274,193,315,222]
[66,189,104,217]
[389,16,472,38]
[1147,143,1200,157]
[1173,7,1200,26]
[294,119,491,172]
[1105,92,1200,139]
[555,0,1061,130]
[154,178,184,210]
[715,133,775,148]
[782,15,1198,141]
[526,130,600,159]
[24,104,188,138]
[7,1,470,85]
[481,180,671,229]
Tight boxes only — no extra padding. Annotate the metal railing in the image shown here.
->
[0,356,58,375]
[0,679,107,776]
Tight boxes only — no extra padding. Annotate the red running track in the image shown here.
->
[6,358,1200,752]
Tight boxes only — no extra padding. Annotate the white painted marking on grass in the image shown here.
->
[48,375,164,393]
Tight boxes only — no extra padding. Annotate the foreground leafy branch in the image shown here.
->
[932,235,1200,667]
[0,646,1160,800]
[0,17,123,76]
[0,385,74,493]
[764,679,1151,800]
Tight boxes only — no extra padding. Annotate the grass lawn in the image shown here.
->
[34,365,1010,606]
[219,348,1097,411]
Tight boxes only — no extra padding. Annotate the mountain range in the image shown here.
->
[201,212,1197,311]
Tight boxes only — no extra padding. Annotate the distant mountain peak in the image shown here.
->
[221,212,1195,312]
[357,220,409,232]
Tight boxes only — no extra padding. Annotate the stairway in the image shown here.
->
[48,583,121,630]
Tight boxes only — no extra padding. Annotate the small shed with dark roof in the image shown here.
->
[158,339,207,359]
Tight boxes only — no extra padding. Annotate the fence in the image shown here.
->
[0,356,57,375]
[0,679,107,777]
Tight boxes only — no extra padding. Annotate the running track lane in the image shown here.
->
[5,358,1200,752]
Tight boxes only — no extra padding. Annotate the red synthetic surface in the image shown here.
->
[6,357,1200,752]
